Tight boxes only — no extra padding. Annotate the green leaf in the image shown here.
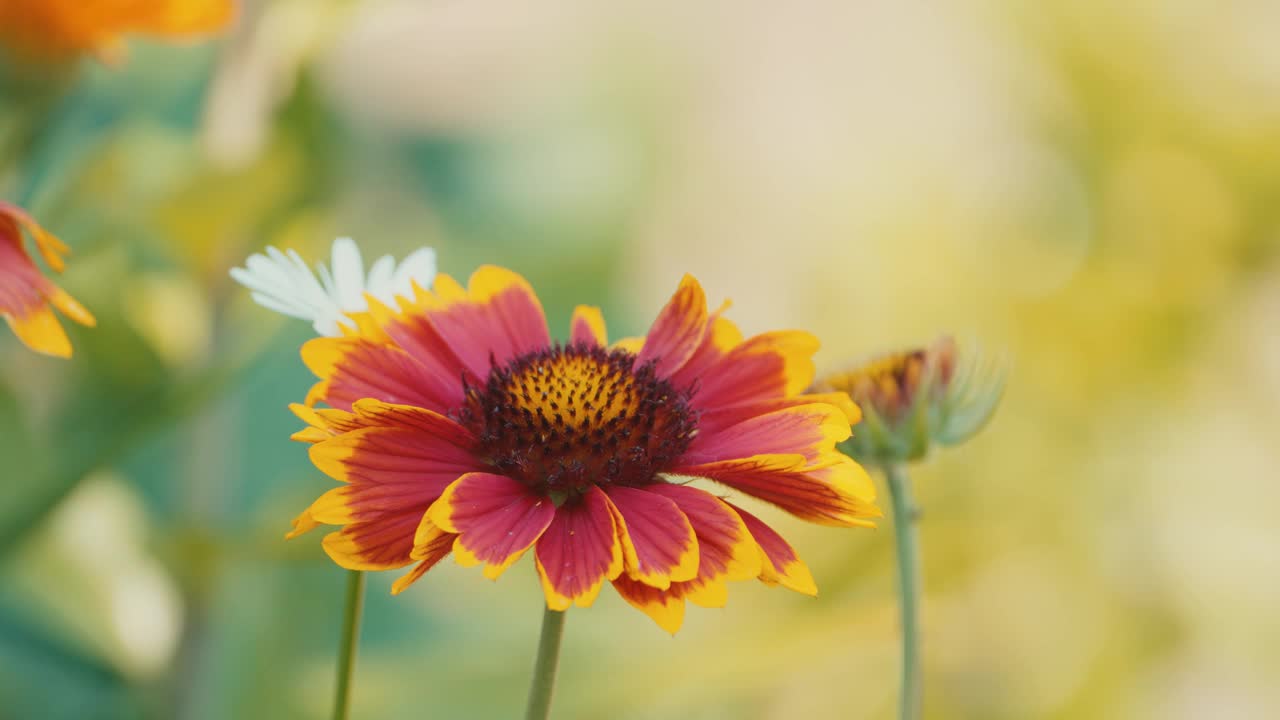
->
[0,379,48,538]
[0,594,140,720]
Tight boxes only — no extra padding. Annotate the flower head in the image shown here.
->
[0,202,95,358]
[814,336,1006,465]
[288,267,880,632]
[0,0,234,62]
[230,238,437,337]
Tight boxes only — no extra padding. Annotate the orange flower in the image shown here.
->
[288,267,881,632]
[0,202,95,358]
[0,0,234,61]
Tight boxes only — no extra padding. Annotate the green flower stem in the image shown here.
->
[332,570,366,720]
[886,463,922,720]
[523,607,567,720]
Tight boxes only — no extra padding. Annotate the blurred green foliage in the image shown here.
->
[3,2,1280,719]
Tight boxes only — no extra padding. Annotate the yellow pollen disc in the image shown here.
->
[461,344,697,495]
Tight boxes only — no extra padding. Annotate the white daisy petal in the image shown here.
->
[312,313,344,337]
[230,237,438,337]
[286,251,331,302]
[392,247,438,299]
[264,247,298,278]
[227,264,270,294]
[242,253,293,290]
[366,255,397,303]
[248,291,314,319]
[329,237,366,310]
[317,262,337,296]
[235,258,315,315]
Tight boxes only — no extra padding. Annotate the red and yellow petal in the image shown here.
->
[605,486,699,589]
[802,391,862,426]
[392,544,453,595]
[728,503,819,595]
[286,486,355,539]
[675,453,879,528]
[286,511,322,540]
[678,578,729,608]
[612,575,686,635]
[648,483,762,587]
[635,274,708,379]
[425,272,467,303]
[302,336,462,413]
[288,402,483,572]
[350,398,476,445]
[48,286,94,326]
[648,483,763,611]
[569,305,607,347]
[534,486,623,610]
[370,296,474,389]
[697,392,862,441]
[427,473,556,580]
[811,455,878,506]
[25,220,68,272]
[0,206,95,358]
[610,336,644,354]
[392,523,457,595]
[668,304,739,388]
[5,305,73,358]
[691,331,820,410]
[409,266,551,379]
[320,512,424,571]
[305,266,550,408]
[288,403,369,443]
[306,403,478,488]
[684,402,853,466]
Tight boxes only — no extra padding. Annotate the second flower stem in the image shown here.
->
[332,570,366,720]
[523,607,567,720]
[886,464,921,720]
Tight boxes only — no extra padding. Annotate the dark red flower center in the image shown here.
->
[459,344,697,499]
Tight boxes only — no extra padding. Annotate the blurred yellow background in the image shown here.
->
[3,1,1278,718]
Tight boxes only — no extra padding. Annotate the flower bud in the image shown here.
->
[814,337,1006,465]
